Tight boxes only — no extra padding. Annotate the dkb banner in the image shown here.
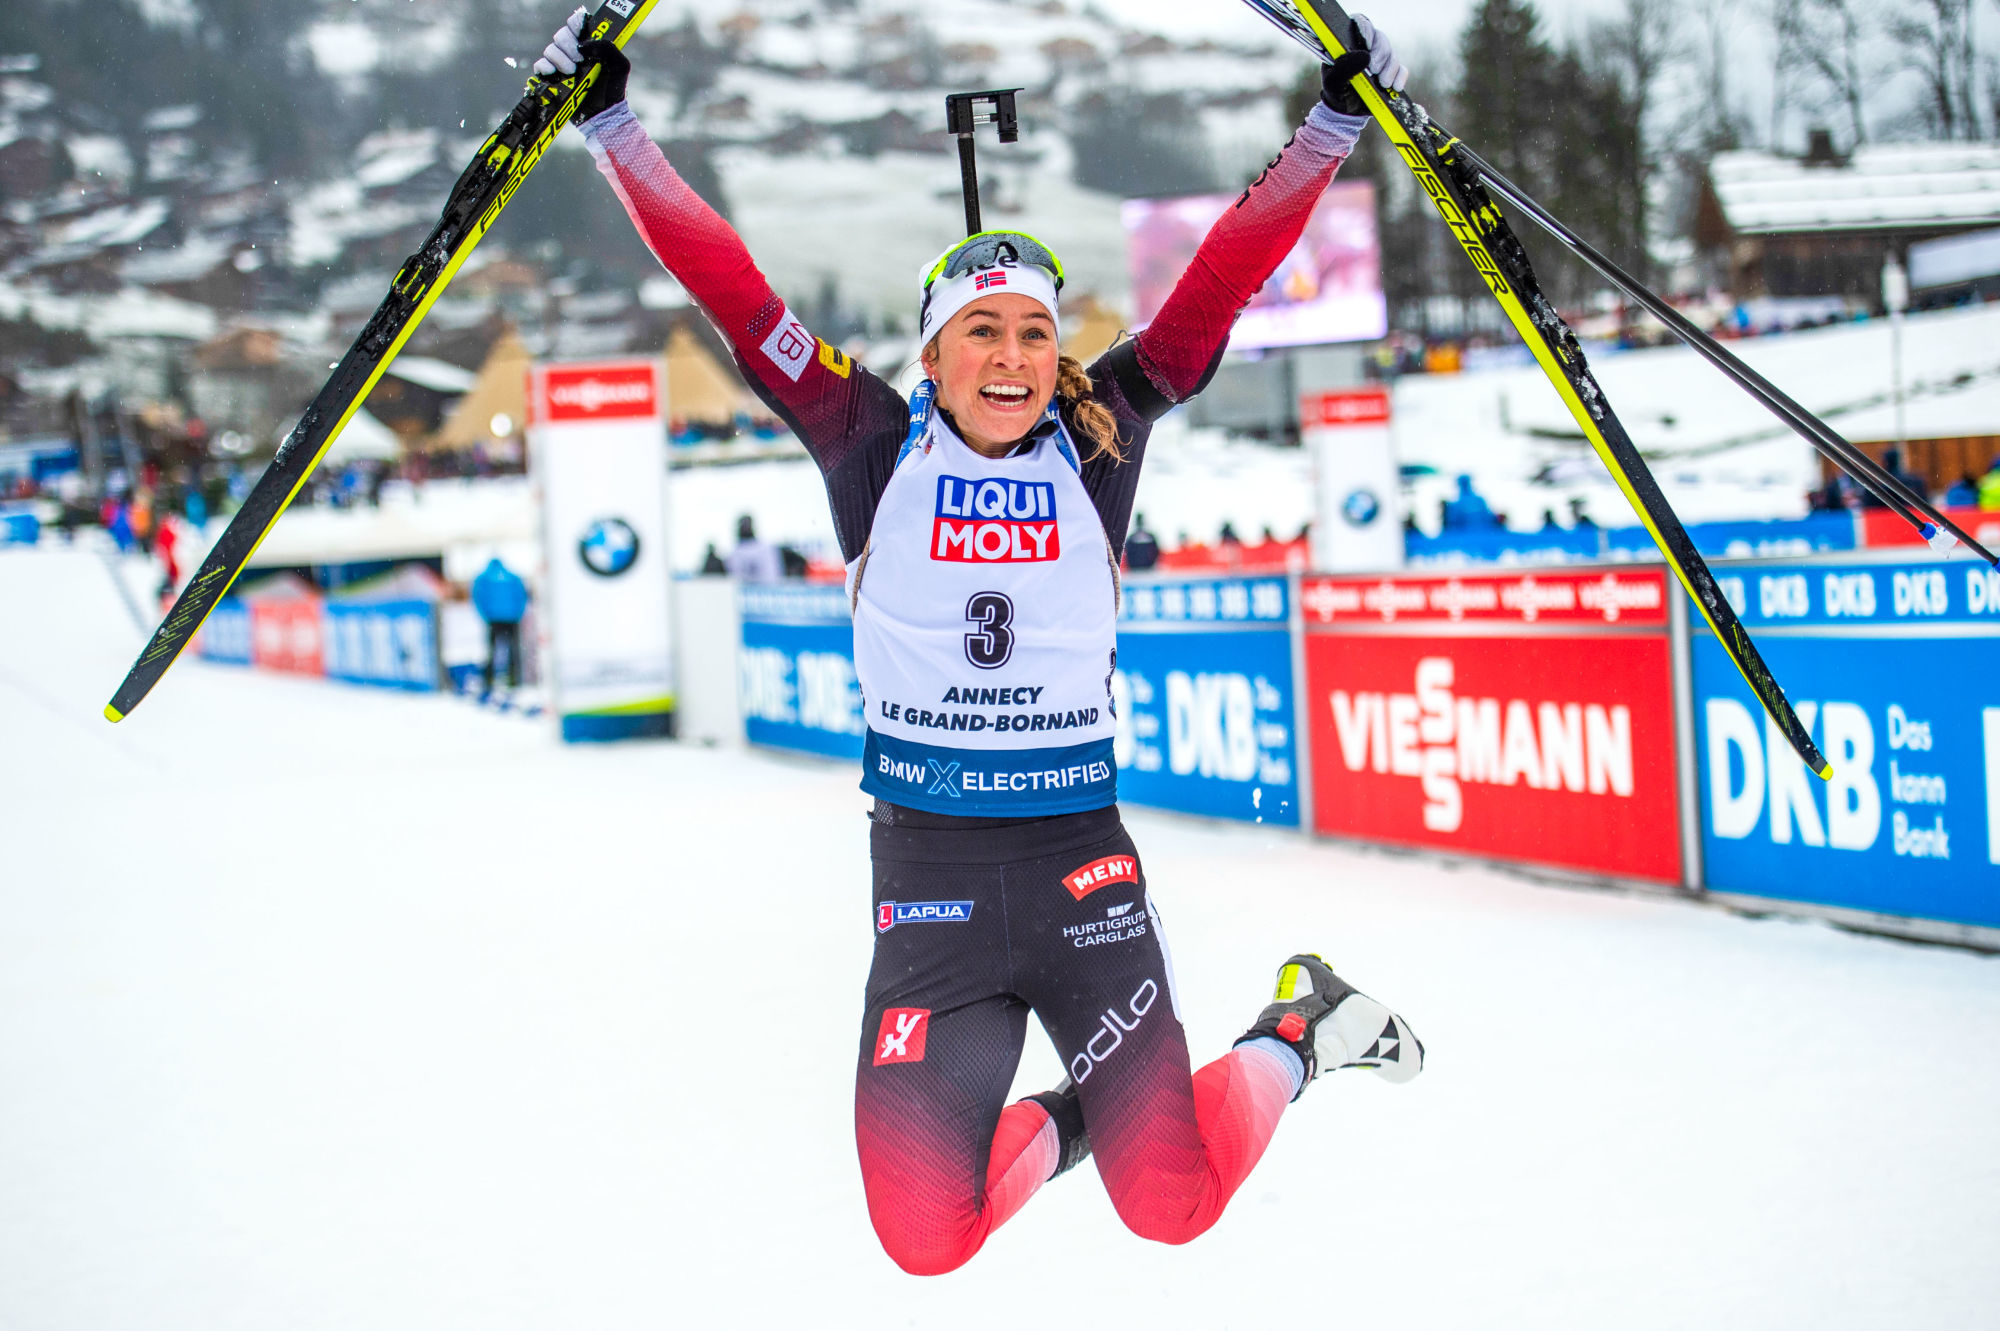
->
[1114,575,1301,826]
[738,583,865,761]
[323,599,439,692]
[530,357,674,742]
[1693,556,2000,929]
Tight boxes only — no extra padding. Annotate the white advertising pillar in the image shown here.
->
[529,357,675,742]
[1303,386,1403,572]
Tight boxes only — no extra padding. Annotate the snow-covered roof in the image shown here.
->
[1709,144,2000,235]
[381,355,475,395]
[120,231,232,286]
[354,129,440,190]
[51,198,171,250]
[1390,301,2000,530]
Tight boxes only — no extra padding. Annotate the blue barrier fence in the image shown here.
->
[1692,557,2000,929]
[1607,512,1856,560]
[736,575,1306,830]
[1,508,38,545]
[1411,513,1858,567]
[738,584,866,761]
[324,598,441,691]
[197,598,253,665]
[1115,575,1301,827]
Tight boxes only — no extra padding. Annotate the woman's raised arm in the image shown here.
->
[1122,16,1404,411]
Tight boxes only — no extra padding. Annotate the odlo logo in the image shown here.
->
[932,476,1060,563]
[873,1008,931,1066]
[1067,979,1158,1084]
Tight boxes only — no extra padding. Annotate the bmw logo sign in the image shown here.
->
[578,517,640,577]
[1341,489,1382,527]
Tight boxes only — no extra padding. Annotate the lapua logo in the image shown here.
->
[873,1008,931,1065]
[932,476,1060,563]
[1064,854,1138,901]
[875,899,974,933]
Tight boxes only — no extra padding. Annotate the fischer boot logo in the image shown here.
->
[873,1008,931,1065]
[1064,854,1139,900]
[1067,980,1159,1083]
[1329,656,1635,833]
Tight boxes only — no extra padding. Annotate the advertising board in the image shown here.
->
[738,583,865,761]
[1693,557,2000,930]
[1114,575,1300,826]
[196,597,253,665]
[249,596,324,676]
[323,599,439,692]
[1301,568,1683,883]
[1858,507,2000,554]
[1303,389,1402,574]
[1123,180,1385,350]
[1606,512,1857,560]
[530,356,675,742]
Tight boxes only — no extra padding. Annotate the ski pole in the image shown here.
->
[1455,144,1997,566]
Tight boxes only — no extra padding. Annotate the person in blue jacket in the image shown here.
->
[471,557,529,695]
[1441,473,1500,530]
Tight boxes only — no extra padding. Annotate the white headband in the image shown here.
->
[918,256,1061,347]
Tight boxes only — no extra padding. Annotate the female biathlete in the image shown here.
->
[538,10,1424,1273]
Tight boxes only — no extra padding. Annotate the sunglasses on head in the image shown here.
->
[925,230,1066,292]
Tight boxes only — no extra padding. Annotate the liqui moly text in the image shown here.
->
[932,476,1060,563]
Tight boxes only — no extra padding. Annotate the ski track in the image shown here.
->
[1,544,1996,1330]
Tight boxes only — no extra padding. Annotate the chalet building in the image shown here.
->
[1697,131,2000,306]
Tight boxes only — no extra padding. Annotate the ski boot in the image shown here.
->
[1022,1077,1091,1178]
[1237,953,1423,1098]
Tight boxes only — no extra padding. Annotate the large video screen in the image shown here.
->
[1122,180,1385,350]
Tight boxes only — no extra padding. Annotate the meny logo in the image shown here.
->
[873,1008,931,1065]
[932,476,1060,563]
[1064,854,1139,900]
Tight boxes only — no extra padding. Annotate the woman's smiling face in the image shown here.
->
[922,294,1059,457]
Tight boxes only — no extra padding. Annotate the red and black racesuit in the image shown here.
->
[585,98,1368,1273]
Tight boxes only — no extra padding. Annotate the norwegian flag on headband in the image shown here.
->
[974,270,1007,290]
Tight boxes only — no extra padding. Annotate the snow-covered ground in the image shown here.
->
[3,543,1997,1330]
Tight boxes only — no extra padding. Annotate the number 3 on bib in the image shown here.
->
[964,592,1015,669]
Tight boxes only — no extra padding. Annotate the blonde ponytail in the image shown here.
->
[1057,355,1123,464]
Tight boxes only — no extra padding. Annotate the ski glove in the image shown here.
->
[1320,13,1407,116]
[534,6,630,124]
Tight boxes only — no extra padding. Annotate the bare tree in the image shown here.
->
[1885,0,1979,138]
[1689,0,1748,148]
[1764,0,1816,147]
[1802,0,1872,146]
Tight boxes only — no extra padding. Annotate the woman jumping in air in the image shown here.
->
[539,9,1423,1273]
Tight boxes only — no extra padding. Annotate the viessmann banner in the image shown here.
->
[1115,575,1301,827]
[1693,556,2000,929]
[1300,568,1683,884]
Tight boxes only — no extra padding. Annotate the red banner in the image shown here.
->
[1302,570,1681,884]
[1300,568,1669,629]
[1858,505,2000,552]
[249,597,324,676]
[1300,387,1391,429]
[534,359,660,424]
